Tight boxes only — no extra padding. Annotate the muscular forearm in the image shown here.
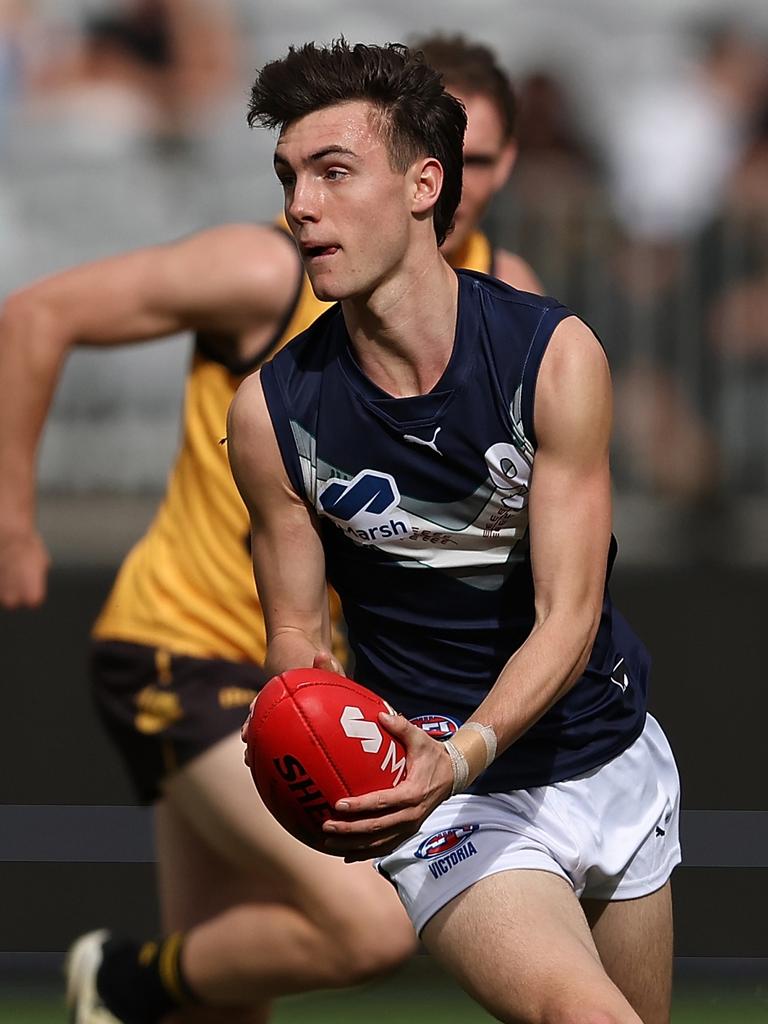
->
[449,607,600,789]
[481,609,597,740]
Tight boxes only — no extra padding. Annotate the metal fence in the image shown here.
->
[495,192,768,499]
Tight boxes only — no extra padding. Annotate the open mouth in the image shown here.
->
[303,245,339,260]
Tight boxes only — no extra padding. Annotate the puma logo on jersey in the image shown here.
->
[610,657,630,692]
[403,426,443,456]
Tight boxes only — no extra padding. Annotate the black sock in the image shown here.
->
[96,932,199,1023]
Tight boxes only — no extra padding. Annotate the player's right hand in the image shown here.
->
[0,529,50,608]
[312,649,346,676]
[241,649,346,765]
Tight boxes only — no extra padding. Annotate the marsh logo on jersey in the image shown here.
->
[319,469,412,544]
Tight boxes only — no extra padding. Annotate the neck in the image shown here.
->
[341,247,459,398]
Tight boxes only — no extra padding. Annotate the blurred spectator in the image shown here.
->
[706,103,768,489]
[24,0,238,156]
[710,103,768,361]
[510,70,599,212]
[585,25,768,501]
[493,68,603,315]
[0,0,28,151]
[596,231,723,499]
[724,101,768,223]
[605,22,768,244]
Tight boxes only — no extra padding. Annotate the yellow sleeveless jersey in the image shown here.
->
[92,230,494,663]
[449,229,494,276]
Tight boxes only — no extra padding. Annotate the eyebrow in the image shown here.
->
[463,152,499,166]
[274,145,359,169]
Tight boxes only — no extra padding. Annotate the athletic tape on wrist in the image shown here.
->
[462,721,498,770]
[443,739,470,796]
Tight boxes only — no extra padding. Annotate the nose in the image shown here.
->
[286,176,321,224]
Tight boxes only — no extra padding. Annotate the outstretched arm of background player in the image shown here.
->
[0,224,300,608]
[323,316,612,859]
[227,370,339,681]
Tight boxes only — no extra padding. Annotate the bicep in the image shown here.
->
[227,372,330,645]
[528,317,612,622]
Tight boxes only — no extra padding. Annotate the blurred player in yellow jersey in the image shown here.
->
[0,36,540,1024]
[416,34,541,293]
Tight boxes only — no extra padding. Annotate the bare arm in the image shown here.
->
[227,371,334,676]
[463,316,612,751]
[0,224,299,607]
[494,247,545,295]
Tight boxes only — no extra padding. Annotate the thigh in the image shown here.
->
[583,882,673,1024]
[423,869,641,1024]
[161,730,408,933]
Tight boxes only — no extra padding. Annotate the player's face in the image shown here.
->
[442,90,516,259]
[274,101,416,302]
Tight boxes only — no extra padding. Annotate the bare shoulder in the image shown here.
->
[228,370,301,511]
[535,316,611,454]
[228,369,271,438]
[494,248,544,295]
[175,222,300,311]
[541,316,608,385]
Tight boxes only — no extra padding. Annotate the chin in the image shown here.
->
[308,278,346,303]
[307,268,364,304]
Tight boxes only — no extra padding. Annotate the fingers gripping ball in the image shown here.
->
[245,668,407,851]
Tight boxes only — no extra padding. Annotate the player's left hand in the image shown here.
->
[322,712,454,861]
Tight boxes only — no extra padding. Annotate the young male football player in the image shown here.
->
[228,40,680,1024]
[0,36,541,1024]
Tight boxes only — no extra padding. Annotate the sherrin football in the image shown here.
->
[245,668,407,851]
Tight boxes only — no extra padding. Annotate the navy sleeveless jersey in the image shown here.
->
[261,270,650,792]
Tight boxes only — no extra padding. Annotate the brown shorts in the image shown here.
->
[91,640,269,804]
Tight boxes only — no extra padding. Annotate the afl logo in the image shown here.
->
[415,824,479,860]
[409,713,460,741]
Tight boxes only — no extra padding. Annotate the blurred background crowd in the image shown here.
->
[2,0,768,565]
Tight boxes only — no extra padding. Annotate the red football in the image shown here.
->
[245,668,407,851]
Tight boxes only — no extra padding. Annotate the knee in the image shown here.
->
[325,900,417,986]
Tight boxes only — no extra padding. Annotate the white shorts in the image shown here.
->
[376,714,681,935]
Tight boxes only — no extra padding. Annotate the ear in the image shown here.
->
[411,157,444,216]
[492,140,518,192]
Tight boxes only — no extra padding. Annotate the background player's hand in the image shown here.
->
[0,528,50,608]
[322,712,453,861]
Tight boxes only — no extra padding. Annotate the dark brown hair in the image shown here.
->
[248,39,466,246]
[413,34,516,139]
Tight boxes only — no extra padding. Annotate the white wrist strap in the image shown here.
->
[463,721,498,769]
[444,722,498,796]
[443,740,469,796]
